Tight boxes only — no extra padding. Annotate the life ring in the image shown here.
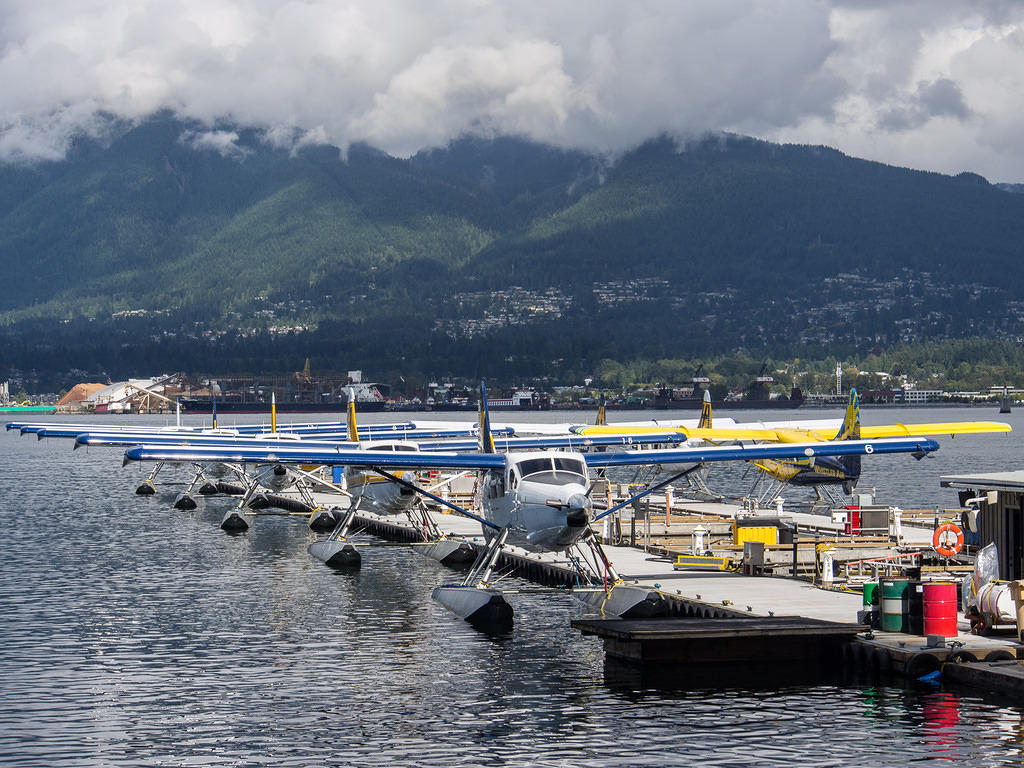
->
[932,522,964,557]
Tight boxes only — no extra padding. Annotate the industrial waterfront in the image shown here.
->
[2,405,1024,766]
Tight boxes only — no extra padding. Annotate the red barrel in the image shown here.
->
[923,582,959,637]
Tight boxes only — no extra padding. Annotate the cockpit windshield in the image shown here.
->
[517,458,552,478]
[515,456,587,484]
[553,457,586,476]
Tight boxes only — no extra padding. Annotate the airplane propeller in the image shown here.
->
[545,493,592,526]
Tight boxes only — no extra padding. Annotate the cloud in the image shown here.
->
[1,1,1024,179]
[178,129,251,159]
[877,78,971,131]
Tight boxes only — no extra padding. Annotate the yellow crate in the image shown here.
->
[735,526,779,546]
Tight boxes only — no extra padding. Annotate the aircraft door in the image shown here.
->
[484,470,505,500]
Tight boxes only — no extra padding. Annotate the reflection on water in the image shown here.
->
[1,411,1023,765]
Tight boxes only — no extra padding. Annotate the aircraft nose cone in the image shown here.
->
[565,493,591,528]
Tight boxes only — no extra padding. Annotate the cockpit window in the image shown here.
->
[517,458,552,477]
[515,456,587,485]
[528,471,585,486]
[553,458,586,477]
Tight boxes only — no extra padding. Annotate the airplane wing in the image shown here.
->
[38,424,512,442]
[859,421,1011,438]
[569,423,782,442]
[447,432,689,452]
[583,437,939,468]
[122,436,939,469]
[572,421,1010,442]
[122,444,509,470]
[76,432,356,449]
[84,430,688,452]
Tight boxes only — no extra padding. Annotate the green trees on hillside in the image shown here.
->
[2,120,1024,390]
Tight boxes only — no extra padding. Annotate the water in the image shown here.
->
[2,407,1023,766]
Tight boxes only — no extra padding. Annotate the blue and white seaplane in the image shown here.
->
[23,393,519,515]
[122,383,942,627]
[89,390,696,528]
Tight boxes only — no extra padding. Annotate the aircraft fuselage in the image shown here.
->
[346,440,421,514]
[476,451,592,552]
[754,454,859,487]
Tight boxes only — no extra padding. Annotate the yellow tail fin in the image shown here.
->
[478,382,495,453]
[347,390,359,444]
[698,390,712,429]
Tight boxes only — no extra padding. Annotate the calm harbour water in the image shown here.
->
[2,405,1024,766]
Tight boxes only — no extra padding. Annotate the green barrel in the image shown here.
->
[863,582,879,607]
[880,578,909,632]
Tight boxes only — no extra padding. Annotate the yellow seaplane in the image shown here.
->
[572,389,1010,501]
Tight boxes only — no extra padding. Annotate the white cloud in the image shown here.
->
[179,129,250,159]
[1,0,1023,179]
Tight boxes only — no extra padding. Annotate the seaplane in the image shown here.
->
[571,388,1011,506]
[127,395,701,557]
[23,393,518,516]
[64,391,701,561]
[317,393,696,568]
[122,383,942,628]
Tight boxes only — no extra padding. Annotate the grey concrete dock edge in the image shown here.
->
[942,659,1024,696]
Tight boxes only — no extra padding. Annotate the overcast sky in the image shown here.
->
[2,0,1024,181]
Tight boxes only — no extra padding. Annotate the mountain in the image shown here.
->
[1,115,1023,388]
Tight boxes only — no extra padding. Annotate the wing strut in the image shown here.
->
[593,465,702,522]
[370,466,501,531]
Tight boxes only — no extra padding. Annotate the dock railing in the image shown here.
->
[843,551,922,582]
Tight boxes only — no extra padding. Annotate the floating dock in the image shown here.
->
[571,616,862,666]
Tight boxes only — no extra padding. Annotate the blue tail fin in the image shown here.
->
[835,388,861,440]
